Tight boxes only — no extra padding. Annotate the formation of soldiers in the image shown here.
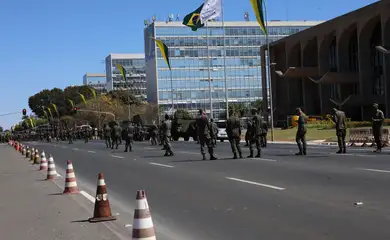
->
[6,103,386,159]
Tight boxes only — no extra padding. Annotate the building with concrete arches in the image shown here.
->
[261,0,390,123]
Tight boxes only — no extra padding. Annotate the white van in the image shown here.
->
[216,120,228,142]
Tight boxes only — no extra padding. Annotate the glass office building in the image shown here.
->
[144,21,322,118]
[105,53,147,101]
[83,73,107,93]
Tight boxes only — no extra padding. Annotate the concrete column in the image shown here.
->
[382,11,390,116]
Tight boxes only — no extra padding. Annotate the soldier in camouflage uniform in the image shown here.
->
[111,123,122,150]
[295,108,307,155]
[261,120,268,148]
[196,109,217,160]
[103,124,112,149]
[150,123,158,146]
[248,108,263,158]
[372,103,385,153]
[227,110,243,159]
[123,123,135,152]
[210,119,219,146]
[332,108,347,154]
[161,114,174,156]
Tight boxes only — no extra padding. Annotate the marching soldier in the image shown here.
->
[103,124,112,149]
[372,103,385,153]
[196,109,217,160]
[123,123,135,152]
[245,119,252,147]
[248,108,263,158]
[210,119,219,146]
[68,128,74,144]
[84,128,90,143]
[111,123,122,149]
[332,108,347,154]
[295,108,307,155]
[227,110,243,159]
[150,123,159,146]
[261,120,268,148]
[161,114,174,156]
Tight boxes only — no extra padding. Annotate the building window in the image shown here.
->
[371,23,384,96]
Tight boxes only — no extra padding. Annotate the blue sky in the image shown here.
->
[0,0,377,129]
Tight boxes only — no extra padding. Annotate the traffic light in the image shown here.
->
[73,107,78,114]
[22,109,27,116]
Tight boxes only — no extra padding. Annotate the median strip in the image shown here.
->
[226,177,285,190]
[149,162,174,168]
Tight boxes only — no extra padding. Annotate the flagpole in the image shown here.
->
[263,0,274,141]
[206,21,213,119]
[221,0,229,119]
[170,70,174,111]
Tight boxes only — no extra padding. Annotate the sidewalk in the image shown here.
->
[0,144,121,240]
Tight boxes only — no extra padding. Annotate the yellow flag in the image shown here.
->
[46,107,52,117]
[51,103,59,116]
[43,109,48,119]
[79,93,87,105]
[29,118,34,128]
[68,99,75,108]
[89,88,97,99]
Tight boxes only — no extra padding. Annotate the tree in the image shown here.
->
[106,90,141,106]
[0,126,3,132]
[251,99,263,111]
[174,109,192,119]
[229,103,248,117]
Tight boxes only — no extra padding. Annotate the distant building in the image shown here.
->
[144,20,322,118]
[105,53,147,101]
[261,0,390,122]
[83,73,107,93]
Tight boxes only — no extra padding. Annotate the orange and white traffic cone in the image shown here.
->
[33,150,40,165]
[63,160,79,194]
[89,173,116,223]
[26,147,30,159]
[22,146,26,156]
[30,148,35,161]
[132,190,156,240]
[39,152,48,171]
[46,155,58,180]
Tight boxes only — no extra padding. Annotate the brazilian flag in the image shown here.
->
[182,4,205,31]
[116,64,127,82]
[250,0,267,35]
[154,39,171,70]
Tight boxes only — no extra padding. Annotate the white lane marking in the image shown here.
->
[61,146,67,149]
[226,177,285,190]
[80,190,96,203]
[88,150,96,153]
[110,155,124,159]
[149,162,174,168]
[124,224,132,228]
[330,153,375,158]
[72,148,79,151]
[355,154,376,158]
[357,168,390,173]
[252,158,277,162]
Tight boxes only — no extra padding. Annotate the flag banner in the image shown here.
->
[51,103,59,116]
[89,87,97,99]
[200,0,222,23]
[79,93,87,105]
[152,38,171,70]
[68,99,75,108]
[116,64,127,82]
[46,107,52,117]
[183,4,205,31]
[43,109,48,119]
[29,118,34,128]
[250,0,267,35]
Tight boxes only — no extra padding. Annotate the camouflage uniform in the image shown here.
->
[295,108,307,155]
[196,110,217,160]
[332,108,347,153]
[104,125,112,149]
[372,103,385,153]
[248,109,263,158]
[161,115,174,156]
[227,113,243,159]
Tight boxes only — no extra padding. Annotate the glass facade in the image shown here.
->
[105,54,147,101]
[145,21,314,118]
[83,74,107,93]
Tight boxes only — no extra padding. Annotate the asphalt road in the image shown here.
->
[25,139,390,240]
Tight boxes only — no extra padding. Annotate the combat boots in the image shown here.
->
[247,151,254,158]
[210,155,217,160]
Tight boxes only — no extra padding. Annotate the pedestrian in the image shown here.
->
[161,114,174,156]
[196,109,217,160]
[104,124,112,149]
[295,108,307,155]
[111,123,122,150]
[332,108,347,154]
[227,110,243,159]
[123,123,134,152]
[248,108,263,158]
[372,103,385,153]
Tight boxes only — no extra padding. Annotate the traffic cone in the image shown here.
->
[22,146,26,156]
[132,190,156,240]
[39,152,48,171]
[30,148,35,161]
[63,160,79,194]
[33,150,40,165]
[26,147,30,158]
[88,173,116,223]
[20,145,24,154]
[46,155,58,180]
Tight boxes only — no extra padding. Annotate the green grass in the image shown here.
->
[267,128,350,142]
